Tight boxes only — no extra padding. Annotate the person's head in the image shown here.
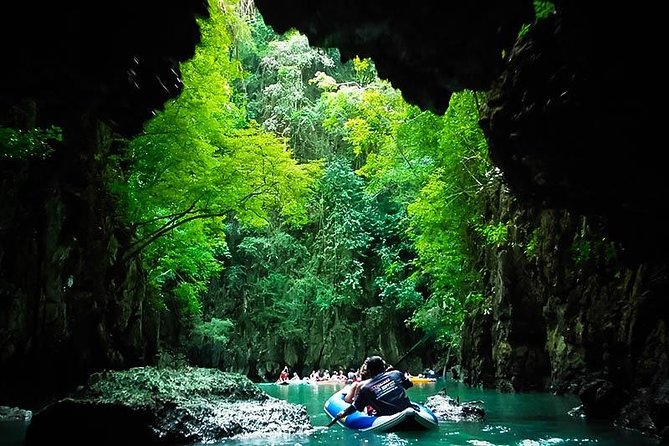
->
[363,356,386,377]
[359,362,369,379]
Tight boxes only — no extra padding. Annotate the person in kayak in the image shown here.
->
[336,355,413,419]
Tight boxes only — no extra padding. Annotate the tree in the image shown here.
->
[114,0,319,324]
[406,91,491,347]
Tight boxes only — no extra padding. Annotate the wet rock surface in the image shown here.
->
[460,178,669,438]
[424,394,485,422]
[24,366,311,445]
[0,406,32,422]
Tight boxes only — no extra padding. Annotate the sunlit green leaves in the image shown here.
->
[247,32,335,158]
[404,91,491,347]
[119,1,318,322]
[119,1,498,366]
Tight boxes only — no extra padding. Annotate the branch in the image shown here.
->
[123,210,225,261]
[459,160,483,187]
[132,195,204,230]
[396,143,416,172]
[123,189,267,261]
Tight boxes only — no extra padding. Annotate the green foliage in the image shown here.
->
[404,91,491,347]
[192,318,234,344]
[519,0,555,38]
[245,31,337,160]
[0,125,61,159]
[375,244,422,310]
[114,3,497,368]
[571,239,592,266]
[216,224,315,363]
[478,221,510,247]
[352,57,377,85]
[525,228,541,259]
[518,24,531,39]
[571,235,618,267]
[534,0,555,19]
[115,1,318,327]
[317,78,408,167]
[309,159,374,307]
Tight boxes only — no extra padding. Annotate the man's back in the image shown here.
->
[353,370,413,416]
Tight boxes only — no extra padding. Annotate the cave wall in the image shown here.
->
[481,13,666,263]
[0,1,209,407]
[460,178,669,436]
[252,2,668,435]
[0,113,160,407]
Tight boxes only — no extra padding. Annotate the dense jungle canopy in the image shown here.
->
[116,0,500,376]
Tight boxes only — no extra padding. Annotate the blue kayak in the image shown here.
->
[323,384,439,432]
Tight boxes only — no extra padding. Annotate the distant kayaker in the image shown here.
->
[276,365,289,383]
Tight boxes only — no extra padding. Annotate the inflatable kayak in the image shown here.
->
[408,376,437,384]
[323,385,439,432]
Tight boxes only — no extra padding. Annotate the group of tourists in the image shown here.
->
[277,355,416,421]
[308,368,358,383]
[276,366,360,384]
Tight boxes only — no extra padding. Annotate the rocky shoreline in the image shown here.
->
[24,366,311,445]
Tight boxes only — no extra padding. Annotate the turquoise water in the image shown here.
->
[2,379,665,445]
[0,419,28,446]
[212,379,664,446]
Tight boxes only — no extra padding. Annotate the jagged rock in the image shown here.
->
[0,120,161,406]
[460,176,669,438]
[254,0,532,115]
[24,366,311,445]
[449,364,466,382]
[579,379,628,419]
[615,388,656,435]
[424,394,485,421]
[568,405,585,418]
[0,406,32,422]
[497,379,515,393]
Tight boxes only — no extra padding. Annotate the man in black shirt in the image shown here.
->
[335,355,413,420]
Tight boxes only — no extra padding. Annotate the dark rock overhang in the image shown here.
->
[254,0,534,114]
[254,0,666,262]
[0,0,664,261]
[0,1,209,136]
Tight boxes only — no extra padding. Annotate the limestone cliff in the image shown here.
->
[461,178,669,436]
[0,116,159,407]
[0,1,209,407]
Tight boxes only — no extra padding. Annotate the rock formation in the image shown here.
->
[24,367,311,445]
